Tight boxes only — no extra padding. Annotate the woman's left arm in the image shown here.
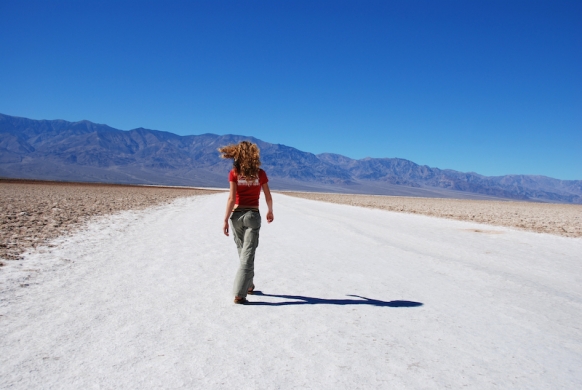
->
[223,181,237,236]
[262,183,274,223]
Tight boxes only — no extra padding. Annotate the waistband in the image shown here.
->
[232,207,259,213]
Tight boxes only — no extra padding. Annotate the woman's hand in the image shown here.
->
[266,211,274,223]
[223,220,230,236]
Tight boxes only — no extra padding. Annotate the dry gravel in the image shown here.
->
[282,192,582,238]
[0,180,222,263]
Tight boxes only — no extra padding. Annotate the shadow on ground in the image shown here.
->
[248,292,423,307]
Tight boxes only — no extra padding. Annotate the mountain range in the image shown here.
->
[1,113,581,203]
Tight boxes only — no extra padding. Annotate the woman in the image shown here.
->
[219,141,274,304]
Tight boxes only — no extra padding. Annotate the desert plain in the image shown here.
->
[1,179,582,389]
[283,191,582,238]
[1,179,580,263]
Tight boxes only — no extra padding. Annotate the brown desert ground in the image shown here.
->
[282,191,582,238]
[0,179,221,262]
[1,180,580,264]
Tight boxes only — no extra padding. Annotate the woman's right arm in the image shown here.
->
[262,183,274,223]
[223,181,237,236]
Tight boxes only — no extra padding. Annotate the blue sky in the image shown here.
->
[1,0,580,179]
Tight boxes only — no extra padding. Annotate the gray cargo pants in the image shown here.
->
[230,209,261,298]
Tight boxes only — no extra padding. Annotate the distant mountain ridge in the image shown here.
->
[1,113,581,203]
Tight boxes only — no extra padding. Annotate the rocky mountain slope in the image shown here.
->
[1,113,581,203]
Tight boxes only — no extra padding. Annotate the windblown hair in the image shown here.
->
[218,141,261,179]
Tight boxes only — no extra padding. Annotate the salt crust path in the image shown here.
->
[1,193,581,389]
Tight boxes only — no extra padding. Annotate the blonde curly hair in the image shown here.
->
[218,141,261,179]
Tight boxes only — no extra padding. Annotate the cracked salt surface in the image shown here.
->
[1,193,581,389]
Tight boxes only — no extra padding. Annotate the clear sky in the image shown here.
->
[1,0,580,180]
